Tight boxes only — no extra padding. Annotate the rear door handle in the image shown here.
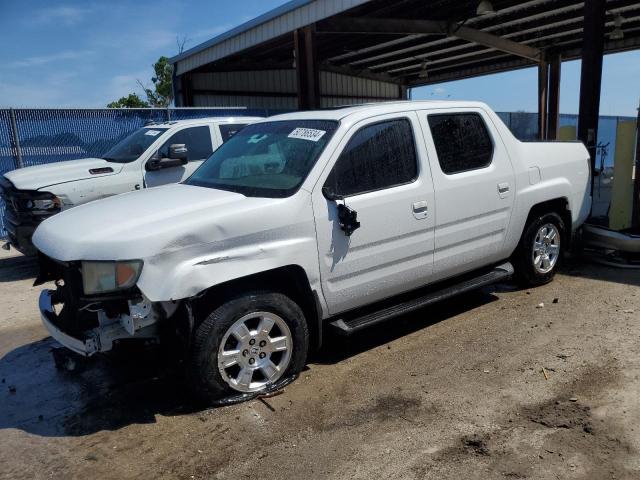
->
[412,200,428,219]
[497,182,510,198]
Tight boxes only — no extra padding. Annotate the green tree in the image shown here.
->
[138,56,174,107]
[107,93,150,108]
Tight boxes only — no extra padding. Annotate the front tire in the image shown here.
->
[187,291,309,401]
[513,212,565,287]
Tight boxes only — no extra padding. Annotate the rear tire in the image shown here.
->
[187,291,308,402]
[513,212,565,287]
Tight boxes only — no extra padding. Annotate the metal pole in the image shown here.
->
[537,60,548,140]
[577,0,606,197]
[8,108,24,169]
[166,107,171,121]
[632,100,640,229]
[547,54,561,140]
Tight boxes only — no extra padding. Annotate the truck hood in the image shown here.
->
[4,158,124,190]
[32,183,282,261]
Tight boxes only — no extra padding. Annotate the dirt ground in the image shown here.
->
[1,248,639,480]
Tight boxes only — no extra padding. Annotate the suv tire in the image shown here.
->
[513,211,565,287]
[187,291,309,401]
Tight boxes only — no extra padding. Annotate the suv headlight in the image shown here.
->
[82,260,143,295]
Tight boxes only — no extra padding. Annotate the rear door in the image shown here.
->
[144,125,215,187]
[312,112,436,315]
[417,108,515,281]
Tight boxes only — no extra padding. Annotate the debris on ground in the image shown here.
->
[553,298,559,304]
[622,309,635,314]
[8,385,16,394]
[462,434,490,456]
[536,303,545,308]
[542,367,549,380]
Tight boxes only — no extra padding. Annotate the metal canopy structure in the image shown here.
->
[170,0,640,155]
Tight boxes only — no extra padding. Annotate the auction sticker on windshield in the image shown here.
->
[145,130,162,136]
[288,128,326,142]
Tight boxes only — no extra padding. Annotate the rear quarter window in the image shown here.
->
[219,124,248,142]
[427,113,493,175]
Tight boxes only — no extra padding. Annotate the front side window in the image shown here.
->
[325,118,418,198]
[186,120,338,198]
[427,113,493,174]
[219,124,248,142]
[158,126,213,161]
[102,127,169,163]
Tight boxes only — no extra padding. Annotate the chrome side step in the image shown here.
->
[329,262,514,335]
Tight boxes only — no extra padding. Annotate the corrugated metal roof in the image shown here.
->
[170,0,371,75]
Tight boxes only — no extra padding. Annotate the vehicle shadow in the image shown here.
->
[312,287,499,365]
[0,336,200,438]
[0,287,500,439]
[0,253,38,282]
[560,254,640,288]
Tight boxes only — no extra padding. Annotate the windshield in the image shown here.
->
[186,120,339,198]
[102,127,169,163]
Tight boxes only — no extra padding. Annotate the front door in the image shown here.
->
[418,109,516,281]
[312,112,436,315]
[144,125,215,187]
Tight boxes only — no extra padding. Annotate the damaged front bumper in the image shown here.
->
[40,290,98,355]
[39,289,161,356]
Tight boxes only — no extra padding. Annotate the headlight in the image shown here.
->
[26,195,61,212]
[82,260,143,295]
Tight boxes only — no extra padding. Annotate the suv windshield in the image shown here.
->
[102,127,169,163]
[186,120,338,198]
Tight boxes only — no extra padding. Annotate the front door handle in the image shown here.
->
[497,182,510,198]
[412,200,428,219]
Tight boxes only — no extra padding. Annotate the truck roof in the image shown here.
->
[263,100,493,123]
[143,116,264,128]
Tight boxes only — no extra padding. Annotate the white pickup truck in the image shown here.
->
[32,101,591,401]
[0,117,261,254]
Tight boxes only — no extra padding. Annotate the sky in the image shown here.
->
[1,0,639,116]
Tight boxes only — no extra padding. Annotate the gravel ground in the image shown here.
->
[1,247,639,479]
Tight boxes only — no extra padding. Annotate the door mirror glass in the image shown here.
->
[168,143,188,162]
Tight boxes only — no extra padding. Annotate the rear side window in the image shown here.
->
[427,113,493,174]
[219,124,248,142]
[325,118,418,197]
[159,126,213,161]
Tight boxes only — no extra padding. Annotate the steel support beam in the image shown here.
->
[633,102,640,229]
[577,0,606,196]
[294,25,320,110]
[319,18,541,62]
[538,60,548,140]
[547,54,561,140]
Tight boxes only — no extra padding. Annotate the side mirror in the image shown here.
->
[169,144,188,162]
[145,144,188,171]
[321,185,342,201]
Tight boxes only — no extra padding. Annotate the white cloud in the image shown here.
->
[433,87,447,95]
[8,50,94,68]
[106,70,151,101]
[30,5,92,26]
